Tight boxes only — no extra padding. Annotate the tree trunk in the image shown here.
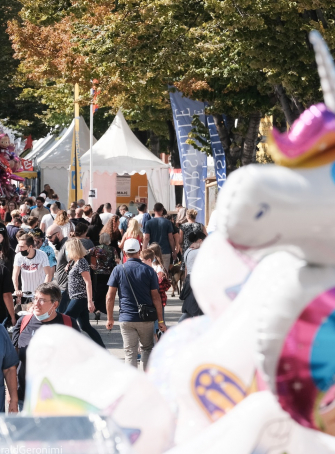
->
[274,84,297,126]
[213,113,234,174]
[291,96,305,115]
[167,119,180,168]
[149,130,160,157]
[241,112,262,166]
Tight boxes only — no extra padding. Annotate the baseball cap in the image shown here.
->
[32,228,45,239]
[124,238,140,253]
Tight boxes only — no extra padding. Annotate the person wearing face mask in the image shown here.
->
[13,234,52,302]
[12,282,80,411]
[46,225,70,313]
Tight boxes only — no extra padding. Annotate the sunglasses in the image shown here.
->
[46,232,57,239]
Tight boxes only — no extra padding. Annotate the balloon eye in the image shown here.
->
[255,203,270,219]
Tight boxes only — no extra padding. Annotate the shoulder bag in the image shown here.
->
[122,264,157,322]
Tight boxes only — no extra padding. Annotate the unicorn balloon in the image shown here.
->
[147,30,335,451]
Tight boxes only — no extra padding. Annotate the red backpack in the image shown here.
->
[20,313,72,333]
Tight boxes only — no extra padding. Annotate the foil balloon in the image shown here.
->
[25,325,175,454]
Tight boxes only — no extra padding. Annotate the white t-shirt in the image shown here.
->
[153,263,165,274]
[184,248,199,274]
[99,212,114,225]
[134,213,144,225]
[59,222,73,238]
[14,249,49,292]
[40,213,56,231]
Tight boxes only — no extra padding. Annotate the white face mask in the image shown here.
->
[34,307,54,322]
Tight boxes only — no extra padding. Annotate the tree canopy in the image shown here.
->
[5,0,335,169]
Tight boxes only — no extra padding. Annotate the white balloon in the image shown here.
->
[24,325,175,454]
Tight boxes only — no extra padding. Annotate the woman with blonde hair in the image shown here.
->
[54,210,74,238]
[64,237,104,347]
[119,218,143,263]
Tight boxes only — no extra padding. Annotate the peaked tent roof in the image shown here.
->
[81,110,169,175]
[38,116,94,169]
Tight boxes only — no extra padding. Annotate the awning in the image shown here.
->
[14,171,37,179]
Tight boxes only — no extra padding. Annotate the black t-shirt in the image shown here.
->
[55,237,68,291]
[71,218,90,227]
[0,264,14,324]
[12,313,80,400]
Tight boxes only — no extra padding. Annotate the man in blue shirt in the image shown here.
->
[0,325,19,413]
[118,204,133,236]
[143,202,176,272]
[106,239,166,369]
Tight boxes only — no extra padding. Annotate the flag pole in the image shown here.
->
[88,87,94,209]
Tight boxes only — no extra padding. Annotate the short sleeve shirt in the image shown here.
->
[184,248,199,274]
[107,258,159,322]
[145,217,174,254]
[0,325,19,411]
[14,249,49,292]
[40,244,57,267]
[68,258,90,299]
[40,213,56,231]
[30,206,50,222]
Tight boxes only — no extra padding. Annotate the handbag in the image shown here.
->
[122,264,158,322]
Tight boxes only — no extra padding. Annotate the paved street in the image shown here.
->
[89,290,183,361]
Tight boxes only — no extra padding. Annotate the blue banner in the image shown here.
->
[207,115,226,190]
[169,90,207,225]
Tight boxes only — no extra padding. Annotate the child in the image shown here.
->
[147,243,171,312]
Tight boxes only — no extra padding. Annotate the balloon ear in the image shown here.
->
[310,30,335,113]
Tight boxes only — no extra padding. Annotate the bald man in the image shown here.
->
[71,208,89,227]
[46,225,69,313]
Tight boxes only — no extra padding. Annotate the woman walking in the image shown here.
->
[4,201,18,223]
[119,218,143,262]
[179,209,207,258]
[89,232,119,314]
[86,213,103,246]
[64,238,105,348]
[54,210,74,238]
[101,215,122,256]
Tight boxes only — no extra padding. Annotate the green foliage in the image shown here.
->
[187,115,212,156]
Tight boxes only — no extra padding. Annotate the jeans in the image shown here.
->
[162,254,171,273]
[120,321,154,370]
[65,298,105,348]
[58,289,70,314]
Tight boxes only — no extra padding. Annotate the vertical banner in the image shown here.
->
[68,83,83,207]
[169,90,207,225]
[207,115,226,190]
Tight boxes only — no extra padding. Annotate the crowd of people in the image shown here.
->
[0,184,208,414]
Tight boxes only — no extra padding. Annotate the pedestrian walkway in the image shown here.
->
[89,290,183,360]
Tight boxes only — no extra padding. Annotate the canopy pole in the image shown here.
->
[88,88,94,209]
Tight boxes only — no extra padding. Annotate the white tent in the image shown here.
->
[37,117,94,205]
[81,110,175,210]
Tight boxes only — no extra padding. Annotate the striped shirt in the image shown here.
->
[14,249,49,292]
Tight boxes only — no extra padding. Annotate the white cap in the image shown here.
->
[124,238,140,253]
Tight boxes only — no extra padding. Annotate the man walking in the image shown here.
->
[40,203,59,233]
[30,197,50,223]
[71,208,90,226]
[13,234,52,299]
[46,225,69,312]
[118,205,133,235]
[143,202,176,271]
[134,203,151,232]
[12,282,80,410]
[106,239,166,369]
[99,203,114,225]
